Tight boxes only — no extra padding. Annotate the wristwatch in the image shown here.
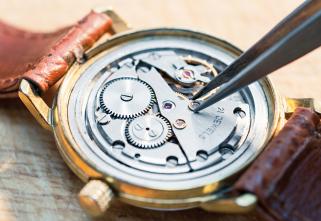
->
[0,8,320,221]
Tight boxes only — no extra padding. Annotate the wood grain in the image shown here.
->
[0,1,320,220]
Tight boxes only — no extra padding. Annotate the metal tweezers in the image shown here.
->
[192,0,321,112]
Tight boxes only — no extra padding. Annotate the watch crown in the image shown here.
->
[78,180,113,217]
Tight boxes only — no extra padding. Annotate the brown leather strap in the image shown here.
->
[235,107,321,221]
[0,11,112,98]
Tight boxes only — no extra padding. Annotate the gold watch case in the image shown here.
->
[18,10,320,216]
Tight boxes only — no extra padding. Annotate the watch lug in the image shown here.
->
[18,79,52,131]
[285,97,321,117]
[78,180,114,217]
[201,193,257,213]
[94,8,130,33]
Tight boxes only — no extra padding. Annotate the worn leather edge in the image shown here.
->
[0,10,112,97]
[234,107,321,221]
[23,10,112,93]
[0,22,69,94]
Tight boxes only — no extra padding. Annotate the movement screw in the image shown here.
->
[173,119,186,129]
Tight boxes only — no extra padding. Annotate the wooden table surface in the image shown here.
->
[0,1,320,220]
